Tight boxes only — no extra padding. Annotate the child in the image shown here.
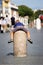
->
[8,20,33,44]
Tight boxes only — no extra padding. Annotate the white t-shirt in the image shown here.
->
[1,19,7,25]
[36,18,41,30]
[0,20,1,25]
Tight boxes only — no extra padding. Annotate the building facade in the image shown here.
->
[0,0,29,27]
[0,0,18,18]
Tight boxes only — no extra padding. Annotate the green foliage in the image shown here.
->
[18,5,34,17]
[34,10,43,19]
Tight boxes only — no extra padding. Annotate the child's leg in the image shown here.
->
[8,26,14,43]
[27,31,31,39]
[27,31,33,44]
[8,31,14,43]
[10,31,14,41]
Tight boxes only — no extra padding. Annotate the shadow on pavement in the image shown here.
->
[7,53,14,56]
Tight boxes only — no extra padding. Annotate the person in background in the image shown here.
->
[36,17,41,30]
[5,15,10,31]
[1,17,7,33]
[0,17,1,32]
[11,16,15,26]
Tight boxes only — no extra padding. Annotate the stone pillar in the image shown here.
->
[13,30,27,57]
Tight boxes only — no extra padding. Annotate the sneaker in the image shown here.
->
[8,40,13,43]
[27,39,33,44]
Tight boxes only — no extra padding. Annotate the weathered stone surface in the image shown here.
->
[13,31,27,57]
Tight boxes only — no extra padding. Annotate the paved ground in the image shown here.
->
[0,27,43,65]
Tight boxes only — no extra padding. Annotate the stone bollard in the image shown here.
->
[13,30,27,57]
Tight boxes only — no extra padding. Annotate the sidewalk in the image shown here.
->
[0,28,43,64]
[0,55,43,65]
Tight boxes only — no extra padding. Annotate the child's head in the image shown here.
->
[16,20,20,22]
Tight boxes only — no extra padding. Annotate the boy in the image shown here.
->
[8,20,33,44]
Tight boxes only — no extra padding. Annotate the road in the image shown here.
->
[0,27,43,65]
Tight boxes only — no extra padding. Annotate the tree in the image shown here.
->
[34,10,43,19]
[18,5,34,17]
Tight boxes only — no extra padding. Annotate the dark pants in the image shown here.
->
[0,25,1,32]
